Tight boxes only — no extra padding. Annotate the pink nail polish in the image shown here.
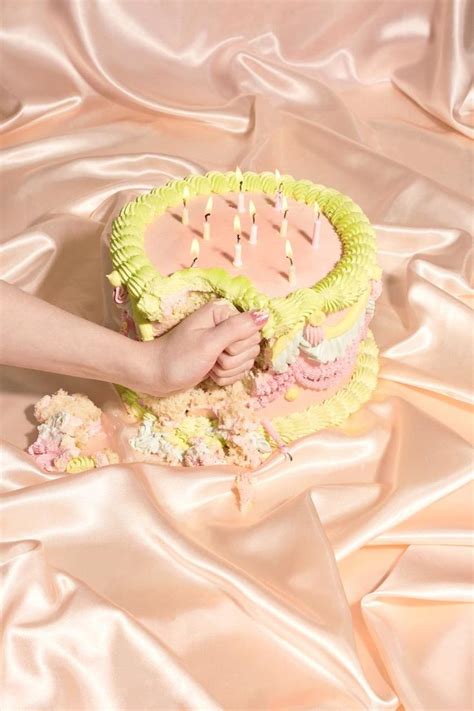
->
[251,310,269,326]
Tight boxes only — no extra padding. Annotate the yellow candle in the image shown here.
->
[182,185,190,226]
[235,166,245,212]
[280,196,289,237]
[189,237,199,267]
[285,239,296,285]
[233,214,243,267]
[312,202,321,249]
[203,196,213,240]
[249,200,258,244]
[275,168,283,210]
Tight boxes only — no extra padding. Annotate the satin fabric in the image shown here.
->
[1,1,473,709]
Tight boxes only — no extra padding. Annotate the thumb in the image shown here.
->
[211,309,269,351]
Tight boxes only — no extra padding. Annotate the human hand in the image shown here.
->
[137,300,268,397]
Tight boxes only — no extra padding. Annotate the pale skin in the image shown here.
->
[0,281,268,397]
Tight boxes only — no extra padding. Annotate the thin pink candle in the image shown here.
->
[236,166,245,213]
[203,196,213,240]
[274,168,283,211]
[182,186,190,226]
[232,215,243,267]
[249,200,258,244]
[312,203,321,249]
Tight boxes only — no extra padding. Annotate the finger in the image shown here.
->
[212,299,239,326]
[213,310,269,351]
[209,370,253,387]
[181,298,236,332]
[217,345,260,370]
[224,331,261,356]
[210,358,255,380]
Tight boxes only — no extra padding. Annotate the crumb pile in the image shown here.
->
[28,389,119,473]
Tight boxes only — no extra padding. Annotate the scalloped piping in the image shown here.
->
[108,171,381,339]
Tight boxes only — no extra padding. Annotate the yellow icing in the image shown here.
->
[66,456,96,474]
[322,287,370,339]
[107,270,122,287]
[272,323,304,360]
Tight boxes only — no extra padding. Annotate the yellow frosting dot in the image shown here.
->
[284,386,300,402]
[106,270,122,287]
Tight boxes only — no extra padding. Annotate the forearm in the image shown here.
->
[0,281,147,391]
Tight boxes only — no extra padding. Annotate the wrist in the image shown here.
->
[121,336,168,398]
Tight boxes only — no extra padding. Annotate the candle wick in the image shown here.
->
[252,214,256,224]
[190,257,198,268]
[286,255,294,267]
[237,234,241,243]
[283,209,288,219]
[205,213,210,221]
[239,181,243,191]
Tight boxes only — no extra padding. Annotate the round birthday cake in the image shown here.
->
[107,170,382,469]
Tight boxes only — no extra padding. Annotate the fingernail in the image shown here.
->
[250,310,269,326]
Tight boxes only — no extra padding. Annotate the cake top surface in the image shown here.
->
[144,192,342,298]
[108,171,381,342]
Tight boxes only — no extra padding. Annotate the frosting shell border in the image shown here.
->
[108,171,382,340]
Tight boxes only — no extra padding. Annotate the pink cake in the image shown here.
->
[107,170,382,469]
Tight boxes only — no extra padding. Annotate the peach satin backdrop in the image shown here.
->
[1,1,473,709]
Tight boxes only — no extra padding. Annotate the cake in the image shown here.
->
[107,170,382,468]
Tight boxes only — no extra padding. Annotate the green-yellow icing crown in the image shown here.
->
[108,171,381,341]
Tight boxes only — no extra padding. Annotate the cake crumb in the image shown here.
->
[233,473,255,513]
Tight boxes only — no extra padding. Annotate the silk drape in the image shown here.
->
[1,1,473,709]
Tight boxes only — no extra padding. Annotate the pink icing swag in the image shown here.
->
[252,310,373,407]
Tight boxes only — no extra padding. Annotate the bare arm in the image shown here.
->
[0,281,267,397]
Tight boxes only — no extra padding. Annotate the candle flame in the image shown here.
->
[285,239,293,259]
[205,196,213,213]
[183,186,190,201]
[249,200,256,216]
[275,168,281,181]
[233,214,241,235]
[235,166,243,182]
[190,238,200,259]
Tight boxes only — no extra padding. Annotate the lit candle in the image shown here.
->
[285,240,296,285]
[182,185,190,226]
[248,200,258,244]
[279,196,289,238]
[236,166,245,213]
[312,202,321,249]
[233,214,243,267]
[189,237,199,267]
[203,196,213,240]
[274,168,283,211]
